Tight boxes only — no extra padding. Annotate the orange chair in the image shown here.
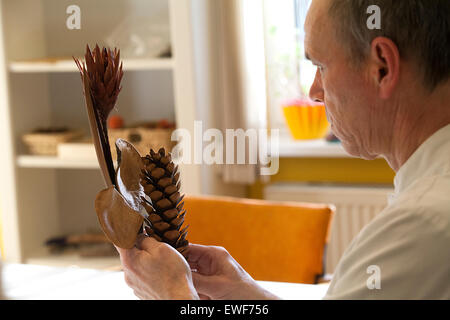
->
[183,195,334,284]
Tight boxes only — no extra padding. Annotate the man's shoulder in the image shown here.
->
[325,177,450,299]
[325,173,450,299]
[347,173,450,261]
[384,172,450,238]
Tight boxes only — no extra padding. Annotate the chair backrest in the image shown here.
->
[183,195,335,284]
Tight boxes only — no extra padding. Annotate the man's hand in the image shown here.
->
[187,244,280,300]
[116,235,199,300]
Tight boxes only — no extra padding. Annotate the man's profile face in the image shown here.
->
[304,0,381,160]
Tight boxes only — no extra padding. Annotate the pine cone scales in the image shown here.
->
[141,148,189,255]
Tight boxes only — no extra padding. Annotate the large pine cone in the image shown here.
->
[141,148,189,256]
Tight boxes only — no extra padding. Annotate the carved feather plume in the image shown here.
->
[74,45,123,187]
[75,45,146,249]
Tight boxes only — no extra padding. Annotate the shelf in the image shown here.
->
[0,0,204,265]
[26,252,121,270]
[17,155,101,169]
[9,58,174,73]
[277,135,350,158]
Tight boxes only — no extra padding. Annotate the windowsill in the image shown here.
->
[275,131,351,158]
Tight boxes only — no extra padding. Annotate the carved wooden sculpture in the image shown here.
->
[75,45,188,255]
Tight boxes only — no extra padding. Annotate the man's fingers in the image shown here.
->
[133,290,146,300]
[136,234,161,252]
[191,272,221,296]
[198,293,211,300]
[186,244,217,274]
[186,244,212,265]
[188,261,198,270]
[115,245,140,270]
[115,244,139,257]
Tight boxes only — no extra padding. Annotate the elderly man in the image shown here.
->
[116,0,450,299]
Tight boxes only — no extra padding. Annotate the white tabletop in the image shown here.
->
[2,263,329,300]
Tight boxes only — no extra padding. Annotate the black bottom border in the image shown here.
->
[0,299,448,318]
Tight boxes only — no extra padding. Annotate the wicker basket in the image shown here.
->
[108,127,176,159]
[22,129,84,156]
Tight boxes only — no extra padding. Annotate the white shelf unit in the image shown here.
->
[9,58,174,73]
[16,155,100,170]
[0,0,204,268]
[26,251,121,270]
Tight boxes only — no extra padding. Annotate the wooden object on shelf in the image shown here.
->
[22,128,83,156]
[46,232,110,247]
[108,127,176,160]
[79,243,118,257]
[45,232,117,257]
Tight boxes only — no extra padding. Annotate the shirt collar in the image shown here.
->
[394,124,450,196]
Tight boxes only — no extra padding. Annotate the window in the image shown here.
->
[263,0,315,131]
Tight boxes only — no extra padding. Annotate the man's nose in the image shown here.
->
[309,69,324,103]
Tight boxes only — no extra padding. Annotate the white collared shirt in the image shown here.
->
[324,125,450,299]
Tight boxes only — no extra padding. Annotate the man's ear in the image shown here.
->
[369,37,400,99]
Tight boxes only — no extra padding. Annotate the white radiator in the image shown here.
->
[264,183,393,274]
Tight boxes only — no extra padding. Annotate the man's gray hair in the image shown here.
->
[328,0,450,90]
